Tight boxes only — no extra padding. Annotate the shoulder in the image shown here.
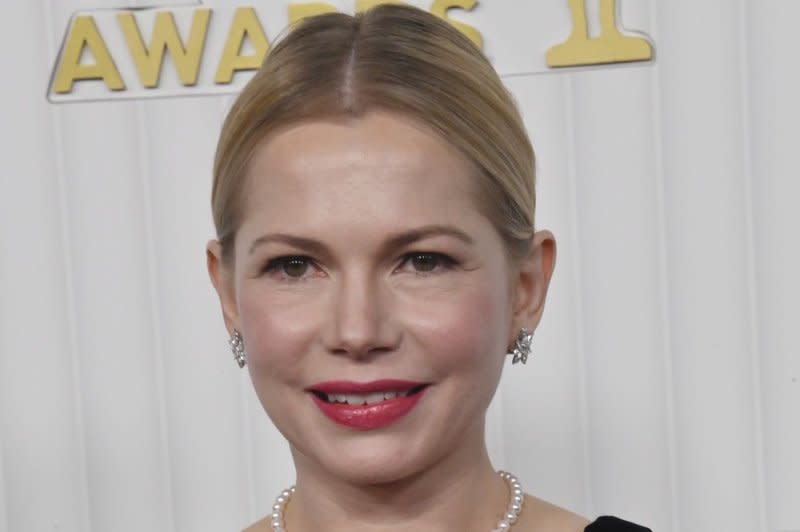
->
[512,494,591,532]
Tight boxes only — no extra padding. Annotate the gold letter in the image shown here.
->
[546,0,652,67]
[52,16,125,93]
[118,9,211,87]
[288,3,337,25]
[429,0,482,49]
[356,0,405,12]
[215,7,269,84]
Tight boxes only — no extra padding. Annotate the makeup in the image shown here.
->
[307,380,429,430]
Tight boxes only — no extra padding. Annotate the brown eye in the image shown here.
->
[262,256,313,280]
[409,253,440,272]
[400,252,458,275]
[282,258,309,277]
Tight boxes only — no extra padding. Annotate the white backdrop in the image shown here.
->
[1,1,798,531]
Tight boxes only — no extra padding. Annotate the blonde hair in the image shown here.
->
[212,4,535,264]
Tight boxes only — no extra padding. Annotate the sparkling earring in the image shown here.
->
[229,329,247,368]
[509,327,533,364]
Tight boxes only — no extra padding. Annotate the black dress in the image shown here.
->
[585,516,652,531]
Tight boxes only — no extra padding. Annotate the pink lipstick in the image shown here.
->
[307,379,429,430]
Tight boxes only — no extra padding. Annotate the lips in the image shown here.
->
[306,379,430,430]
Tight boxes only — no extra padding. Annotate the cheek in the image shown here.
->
[404,277,509,375]
[237,286,318,385]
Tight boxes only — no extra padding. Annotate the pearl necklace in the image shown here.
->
[269,470,524,531]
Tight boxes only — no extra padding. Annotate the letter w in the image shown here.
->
[118,9,211,87]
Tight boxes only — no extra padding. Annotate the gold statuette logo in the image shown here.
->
[547,0,653,67]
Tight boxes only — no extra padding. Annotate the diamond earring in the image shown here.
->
[229,329,247,368]
[509,327,533,364]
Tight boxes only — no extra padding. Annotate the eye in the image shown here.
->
[262,256,313,280]
[399,252,456,275]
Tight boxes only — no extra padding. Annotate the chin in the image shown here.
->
[285,413,447,487]
[329,429,434,481]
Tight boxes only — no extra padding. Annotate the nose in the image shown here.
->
[324,270,399,361]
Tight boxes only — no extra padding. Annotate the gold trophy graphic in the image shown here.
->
[547,0,653,67]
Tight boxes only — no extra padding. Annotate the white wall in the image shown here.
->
[1,1,798,531]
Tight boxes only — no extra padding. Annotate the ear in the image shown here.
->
[206,240,240,335]
[509,230,556,343]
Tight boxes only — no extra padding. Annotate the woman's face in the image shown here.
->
[212,110,538,484]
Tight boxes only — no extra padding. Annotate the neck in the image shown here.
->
[283,421,509,532]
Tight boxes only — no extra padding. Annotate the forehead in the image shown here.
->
[240,111,483,229]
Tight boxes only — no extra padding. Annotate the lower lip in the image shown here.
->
[310,389,428,430]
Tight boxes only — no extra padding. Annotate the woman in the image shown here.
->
[207,5,651,531]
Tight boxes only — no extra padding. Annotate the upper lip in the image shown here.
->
[307,379,427,394]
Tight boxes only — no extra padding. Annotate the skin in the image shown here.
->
[207,110,586,531]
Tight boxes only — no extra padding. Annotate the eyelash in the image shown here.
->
[260,252,458,282]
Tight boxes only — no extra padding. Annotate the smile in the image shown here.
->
[313,384,427,405]
[307,380,430,430]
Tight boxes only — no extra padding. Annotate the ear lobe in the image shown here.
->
[206,240,240,334]
[511,230,557,334]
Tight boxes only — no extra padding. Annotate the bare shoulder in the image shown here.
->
[242,516,271,532]
[512,494,591,532]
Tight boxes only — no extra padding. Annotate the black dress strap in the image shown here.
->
[584,516,652,531]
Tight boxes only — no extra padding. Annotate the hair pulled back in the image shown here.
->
[212,5,536,264]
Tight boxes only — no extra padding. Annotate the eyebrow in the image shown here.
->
[248,225,475,256]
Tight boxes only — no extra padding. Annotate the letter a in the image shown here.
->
[215,8,269,84]
[52,16,125,93]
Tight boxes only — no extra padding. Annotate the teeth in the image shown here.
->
[364,392,384,404]
[323,390,409,405]
[346,393,365,405]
